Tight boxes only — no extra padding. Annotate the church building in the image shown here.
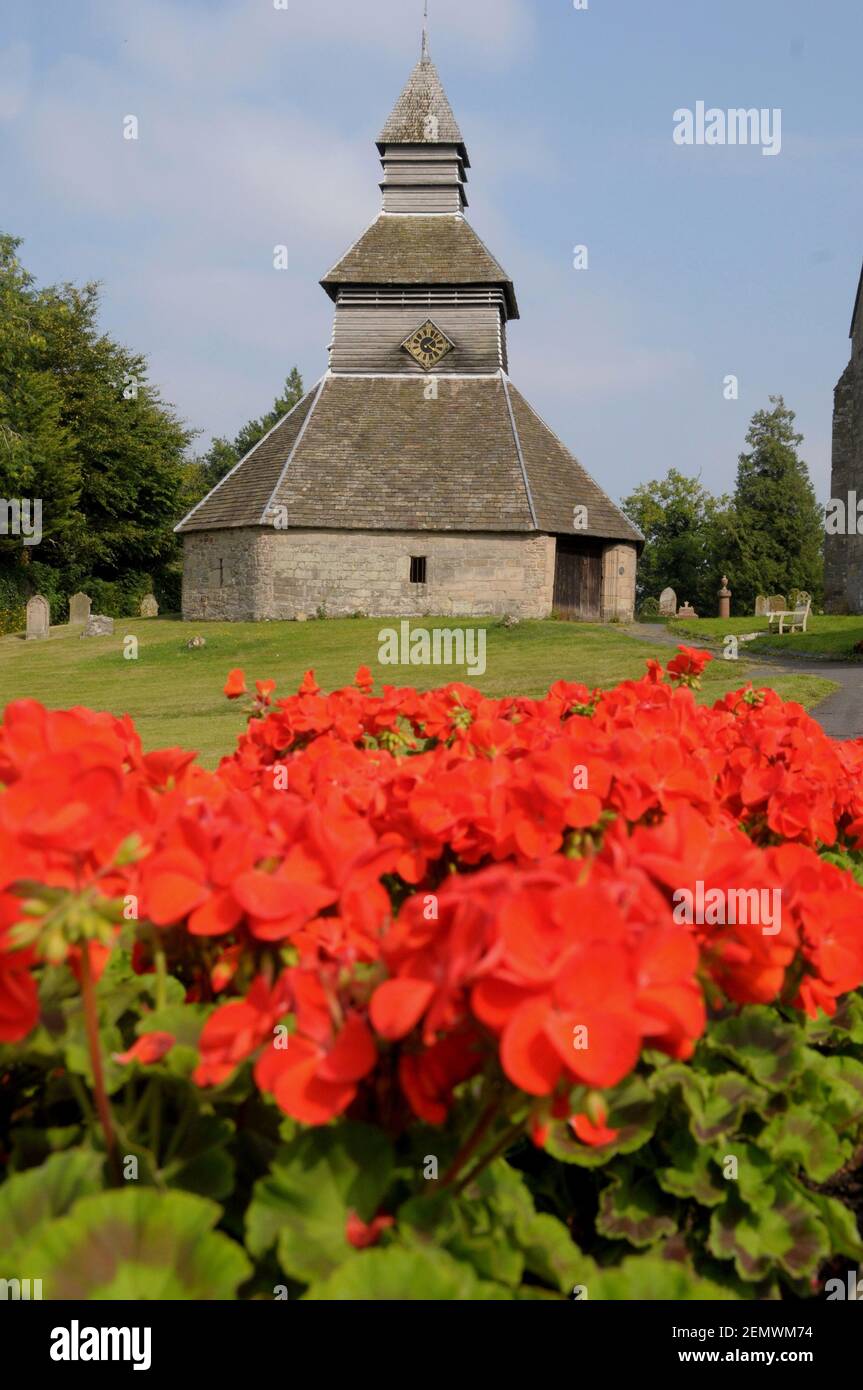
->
[177,29,642,622]
[824,261,863,613]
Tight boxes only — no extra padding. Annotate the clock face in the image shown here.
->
[402,319,455,369]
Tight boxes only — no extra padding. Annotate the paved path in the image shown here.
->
[625,624,863,741]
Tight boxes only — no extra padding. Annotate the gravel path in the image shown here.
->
[625,623,863,741]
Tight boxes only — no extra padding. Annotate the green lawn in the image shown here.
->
[0,616,838,766]
[669,613,863,660]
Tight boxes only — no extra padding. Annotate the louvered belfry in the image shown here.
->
[177,33,642,623]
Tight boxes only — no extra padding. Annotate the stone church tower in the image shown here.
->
[177,29,642,622]
[824,263,863,613]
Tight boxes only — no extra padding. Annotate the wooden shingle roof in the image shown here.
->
[321,215,518,318]
[176,374,642,545]
[507,384,643,542]
[378,56,466,160]
[175,387,320,531]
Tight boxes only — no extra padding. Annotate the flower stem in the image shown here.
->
[153,940,168,1012]
[452,1119,527,1197]
[80,945,120,1183]
[438,1093,501,1189]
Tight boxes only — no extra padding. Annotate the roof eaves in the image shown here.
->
[506,379,645,545]
[174,383,322,534]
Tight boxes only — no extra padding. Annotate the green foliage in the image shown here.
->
[621,468,732,615]
[0,231,194,623]
[622,399,825,617]
[2,933,862,1300]
[192,367,305,495]
[725,398,824,613]
[3,1188,251,1299]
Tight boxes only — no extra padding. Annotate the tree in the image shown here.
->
[621,469,731,615]
[197,367,305,491]
[725,397,823,613]
[0,232,195,624]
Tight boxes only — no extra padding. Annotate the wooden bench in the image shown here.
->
[767,599,811,635]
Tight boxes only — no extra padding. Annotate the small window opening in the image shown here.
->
[219,558,225,587]
[410,556,427,585]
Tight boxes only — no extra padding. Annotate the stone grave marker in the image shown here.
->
[658,587,677,617]
[754,595,769,617]
[140,594,159,618]
[25,594,50,640]
[68,592,92,626]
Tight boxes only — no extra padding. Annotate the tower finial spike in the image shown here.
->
[422,0,430,60]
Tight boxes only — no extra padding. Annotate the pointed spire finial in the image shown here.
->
[421,0,430,61]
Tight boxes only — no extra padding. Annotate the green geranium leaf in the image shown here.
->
[6,1189,250,1299]
[304,1245,512,1300]
[706,1007,804,1091]
[162,1114,236,1200]
[805,1191,863,1263]
[545,1074,657,1167]
[512,1211,594,1294]
[0,1150,104,1248]
[597,1169,678,1248]
[691,1073,768,1142]
[722,1141,779,1208]
[759,1107,847,1183]
[586,1253,740,1301]
[803,1053,863,1129]
[245,1124,394,1284]
[656,1130,727,1207]
[709,1181,828,1281]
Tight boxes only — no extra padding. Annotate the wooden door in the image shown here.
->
[553,538,603,621]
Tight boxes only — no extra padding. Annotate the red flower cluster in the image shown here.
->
[2,652,863,1148]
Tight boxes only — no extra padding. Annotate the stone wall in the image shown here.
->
[267,529,556,620]
[182,528,557,621]
[601,542,638,622]
[181,528,272,621]
[825,278,863,613]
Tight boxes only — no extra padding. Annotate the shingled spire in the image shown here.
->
[377,56,466,156]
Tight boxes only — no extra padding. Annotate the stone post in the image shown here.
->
[718,575,731,620]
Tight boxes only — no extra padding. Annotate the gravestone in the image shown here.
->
[754,595,769,617]
[186,635,206,649]
[677,602,698,619]
[68,592,92,626]
[658,587,677,617]
[83,614,114,638]
[140,594,159,618]
[25,594,50,640]
[718,576,731,621]
[769,595,787,613]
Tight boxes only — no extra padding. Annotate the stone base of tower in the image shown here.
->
[182,529,638,623]
[183,529,555,621]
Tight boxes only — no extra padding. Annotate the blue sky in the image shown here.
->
[2,0,861,507]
